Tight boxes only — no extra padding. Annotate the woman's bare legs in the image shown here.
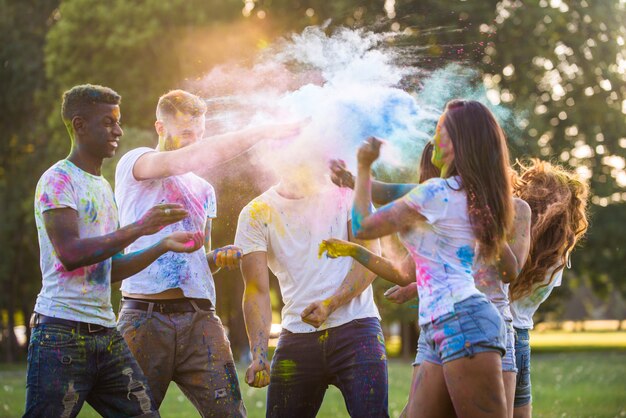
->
[443,352,507,418]
[405,362,456,418]
[503,371,517,418]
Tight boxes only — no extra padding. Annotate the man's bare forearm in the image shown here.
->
[111,240,167,283]
[51,222,144,271]
[243,288,272,360]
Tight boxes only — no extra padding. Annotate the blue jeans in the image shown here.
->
[514,327,532,407]
[267,317,389,418]
[416,294,506,364]
[24,323,158,418]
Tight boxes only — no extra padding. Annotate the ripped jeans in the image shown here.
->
[117,304,246,418]
[24,323,158,418]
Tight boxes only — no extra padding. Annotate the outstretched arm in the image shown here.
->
[43,203,187,272]
[133,122,303,180]
[301,222,381,328]
[329,159,416,205]
[112,231,204,282]
[319,238,416,287]
[241,251,272,388]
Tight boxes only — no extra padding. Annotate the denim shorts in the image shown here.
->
[414,294,506,365]
[502,321,517,373]
[513,327,532,407]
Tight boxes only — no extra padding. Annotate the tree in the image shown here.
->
[0,0,61,361]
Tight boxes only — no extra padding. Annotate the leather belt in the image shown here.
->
[120,298,214,314]
[30,313,112,334]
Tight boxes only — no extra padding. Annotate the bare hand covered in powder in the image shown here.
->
[301,299,333,328]
[163,231,204,253]
[329,159,355,189]
[357,136,383,168]
[384,283,418,304]
[213,245,243,270]
[245,357,270,388]
[138,203,188,235]
[318,238,357,259]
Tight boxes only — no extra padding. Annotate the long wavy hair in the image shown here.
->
[442,100,514,263]
[509,159,589,301]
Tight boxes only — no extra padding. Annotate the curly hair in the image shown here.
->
[442,100,514,263]
[509,159,589,301]
[61,84,121,122]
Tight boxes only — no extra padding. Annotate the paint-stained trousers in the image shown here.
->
[24,323,159,418]
[117,303,246,418]
[267,317,389,418]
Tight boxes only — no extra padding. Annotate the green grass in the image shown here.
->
[1,352,625,418]
[530,331,626,352]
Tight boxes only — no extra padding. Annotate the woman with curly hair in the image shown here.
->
[509,159,590,418]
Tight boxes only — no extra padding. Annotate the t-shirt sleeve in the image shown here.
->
[401,178,449,224]
[35,168,77,213]
[115,147,155,186]
[552,268,564,287]
[235,202,268,255]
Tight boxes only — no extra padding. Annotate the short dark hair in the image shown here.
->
[156,89,207,120]
[61,84,121,123]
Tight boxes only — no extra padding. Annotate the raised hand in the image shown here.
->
[384,283,418,304]
[163,231,204,253]
[138,203,187,235]
[318,238,358,259]
[213,245,243,270]
[329,159,355,189]
[357,137,383,169]
[245,357,271,388]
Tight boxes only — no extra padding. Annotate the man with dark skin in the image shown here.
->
[25,84,203,417]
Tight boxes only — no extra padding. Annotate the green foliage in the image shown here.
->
[0,0,61,361]
[2,0,625,361]
[44,0,242,130]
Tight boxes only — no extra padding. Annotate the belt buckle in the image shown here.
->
[87,323,104,333]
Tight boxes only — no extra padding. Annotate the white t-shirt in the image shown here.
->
[511,267,563,329]
[234,184,380,333]
[398,176,482,325]
[115,147,217,303]
[474,263,512,322]
[34,160,118,327]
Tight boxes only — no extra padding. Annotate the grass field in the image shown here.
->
[1,348,625,418]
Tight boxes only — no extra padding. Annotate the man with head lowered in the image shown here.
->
[235,154,389,418]
[115,89,301,417]
[26,84,204,417]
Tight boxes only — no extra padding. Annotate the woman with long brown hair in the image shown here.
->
[509,159,589,418]
[325,137,531,418]
[339,99,514,417]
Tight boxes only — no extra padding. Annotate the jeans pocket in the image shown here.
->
[37,325,77,348]
[117,311,148,334]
